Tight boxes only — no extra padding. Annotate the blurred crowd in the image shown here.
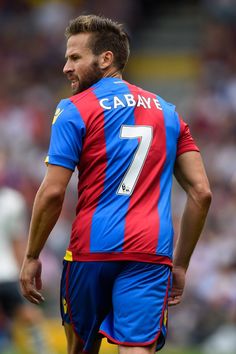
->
[0,0,236,353]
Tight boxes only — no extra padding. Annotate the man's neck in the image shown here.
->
[103,67,122,80]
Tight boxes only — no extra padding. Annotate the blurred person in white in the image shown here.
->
[0,151,54,354]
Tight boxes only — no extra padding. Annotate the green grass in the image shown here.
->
[161,347,203,354]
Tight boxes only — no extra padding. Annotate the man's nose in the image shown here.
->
[63,60,73,74]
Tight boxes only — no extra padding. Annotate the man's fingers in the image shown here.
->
[168,295,182,306]
[20,280,45,304]
[28,288,45,303]
[25,294,42,305]
[168,288,182,305]
[23,290,45,304]
[19,258,44,304]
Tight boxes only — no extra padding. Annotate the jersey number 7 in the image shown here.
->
[117,125,153,196]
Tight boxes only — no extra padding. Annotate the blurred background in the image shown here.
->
[0,0,236,353]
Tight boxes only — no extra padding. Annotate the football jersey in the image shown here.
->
[46,77,199,266]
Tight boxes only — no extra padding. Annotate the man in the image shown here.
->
[20,15,212,354]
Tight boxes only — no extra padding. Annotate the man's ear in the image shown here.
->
[98,51,114,70]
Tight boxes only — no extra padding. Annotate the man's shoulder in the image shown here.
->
[53,97,87,126]
[56,97,75,111]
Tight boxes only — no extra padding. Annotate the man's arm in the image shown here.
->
[168,151,212,306]
[20,164,73,304]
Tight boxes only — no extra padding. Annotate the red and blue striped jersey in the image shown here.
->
[46,78,199,266]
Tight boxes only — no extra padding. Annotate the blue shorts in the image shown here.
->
[60,261,171,352]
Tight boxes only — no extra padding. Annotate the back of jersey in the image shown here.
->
[47,77,198,264]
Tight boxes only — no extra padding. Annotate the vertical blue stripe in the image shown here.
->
[156,96,180,258]
[89,79,137,252]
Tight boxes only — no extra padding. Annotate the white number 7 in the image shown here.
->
[117,125,153,196]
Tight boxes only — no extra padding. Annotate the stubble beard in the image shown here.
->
[73,60,104,95]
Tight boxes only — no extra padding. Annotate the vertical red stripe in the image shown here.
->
[69,90,107,253]
[124,84,167,253]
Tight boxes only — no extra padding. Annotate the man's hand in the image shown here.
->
[168,266,186,306]
[19,257,45,305]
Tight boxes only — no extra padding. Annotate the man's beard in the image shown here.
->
[73,60,103,95]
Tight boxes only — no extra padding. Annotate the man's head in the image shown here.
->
[63,15,130,94]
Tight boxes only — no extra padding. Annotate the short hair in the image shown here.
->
[65,15,130,72]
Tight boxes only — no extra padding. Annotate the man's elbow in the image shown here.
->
[192,184,212,210]
[200,188,212,209]
[39,183,66,205]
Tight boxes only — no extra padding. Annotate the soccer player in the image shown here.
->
[20,15,212,354]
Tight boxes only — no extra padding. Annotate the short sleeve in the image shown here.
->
[176,115,200,157]
[45,99,86,171]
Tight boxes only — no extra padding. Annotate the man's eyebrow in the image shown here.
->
[65,53,81,59]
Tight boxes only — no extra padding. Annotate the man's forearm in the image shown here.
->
[26,183,65,259]
[173,191,211,270]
